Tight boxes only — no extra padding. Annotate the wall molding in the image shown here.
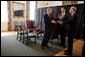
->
[63,1,78,5]
[36,1,84,8]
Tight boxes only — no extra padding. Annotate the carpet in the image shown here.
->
[1,34,77,56]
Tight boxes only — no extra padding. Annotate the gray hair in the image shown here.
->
[70,6,77,12]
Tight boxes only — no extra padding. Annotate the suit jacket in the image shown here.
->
[57,13,68,28]
[44,14,54,32]
[67,13,78,33]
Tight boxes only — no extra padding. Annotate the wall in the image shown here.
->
[1,1,8,32]
[36,1,62,8]
[36,1,84,8]
[78,1,84,4]
[8,1,30,30]
[30,1,36,21]
[35,1,84,30]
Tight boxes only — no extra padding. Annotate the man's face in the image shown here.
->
[47,8,52,14]
[69,8,74,14]
[61,8,65,13]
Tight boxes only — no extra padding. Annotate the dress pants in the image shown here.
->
[66,32,74,54]
[59,26,66,46]
[41,31,51,47]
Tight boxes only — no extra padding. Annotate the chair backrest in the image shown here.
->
[15,25,23,33]
[14,20,27,33]
[26,20,35,29]
[20,20,27,30]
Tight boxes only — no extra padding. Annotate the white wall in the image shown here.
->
[1,1,8,31]
[30,1,36,20]
[37,1,62,8]
[10,1,28,30]
[78,1,84,4]
[36,1,84,8]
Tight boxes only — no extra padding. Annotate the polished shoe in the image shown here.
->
[64,52,72,56]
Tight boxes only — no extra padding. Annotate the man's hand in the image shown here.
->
[57,21,63,25]
[59,22,63,24]
[51,20,56,23]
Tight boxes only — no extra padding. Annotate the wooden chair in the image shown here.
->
[15,20,28,43]
[25,20,37,45]
[15,20,36,45]
[16,25,24,42]
[25,30,36,45]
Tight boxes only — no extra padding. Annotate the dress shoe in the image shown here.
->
[64,52,72,56]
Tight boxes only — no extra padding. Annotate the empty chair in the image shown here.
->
[25,20,36,45]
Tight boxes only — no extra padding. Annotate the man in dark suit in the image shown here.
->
[64,6,78,55]
[41,8,56,49]
[57,7,68,47]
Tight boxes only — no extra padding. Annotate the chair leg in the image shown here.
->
[36,34,39,39]
[17,34,18,40]
[35,37,36,44]
[19,35,22,41]
[26,37,31,45]
[22,34,25,43]
[26,36,28,45]
[23,37,24,43]
[35,36,37,44]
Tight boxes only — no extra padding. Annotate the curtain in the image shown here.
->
[35,8,46,30]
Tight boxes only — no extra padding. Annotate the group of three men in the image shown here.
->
[41,6,78,55]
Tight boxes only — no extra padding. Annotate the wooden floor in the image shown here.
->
[54,39,84,56]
